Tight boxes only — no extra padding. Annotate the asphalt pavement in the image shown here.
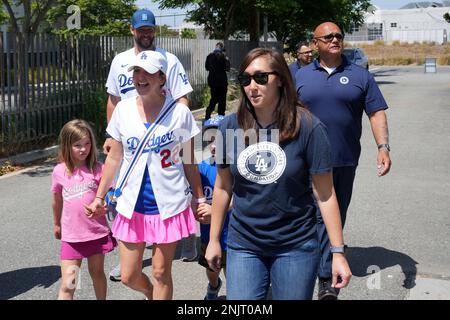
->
[0,65,449,301]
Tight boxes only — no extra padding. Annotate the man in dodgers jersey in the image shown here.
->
[105,9,192,125]
[105,9,198,281]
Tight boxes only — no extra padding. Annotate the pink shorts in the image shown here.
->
[60,233,117,260]
[111,206,197,244]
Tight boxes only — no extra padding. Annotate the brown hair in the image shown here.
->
[57,119,98,174]
[237,47,310,143]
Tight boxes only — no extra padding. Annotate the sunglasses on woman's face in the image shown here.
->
[237,71,278,87]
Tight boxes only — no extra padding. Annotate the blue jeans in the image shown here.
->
[316,166,356,278]
[226,237,319,300]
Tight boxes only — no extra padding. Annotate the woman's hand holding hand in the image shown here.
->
[84,198,106,219]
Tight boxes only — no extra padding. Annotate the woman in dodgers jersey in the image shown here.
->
[205,48,352,300]
[86,50,204,300]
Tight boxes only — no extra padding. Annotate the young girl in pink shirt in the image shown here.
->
[51,119,116,300]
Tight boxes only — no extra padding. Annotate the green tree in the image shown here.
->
[1,0,55,34]
[1,1,56,109]
[0,7,8,25]
[155,0,371,50]
[46,0,137,35]
[180,27,196,39]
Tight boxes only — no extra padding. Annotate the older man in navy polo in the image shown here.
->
[296,22,392,300]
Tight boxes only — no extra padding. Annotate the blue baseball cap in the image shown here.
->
[132,9,156,29]
[204,115,225,129]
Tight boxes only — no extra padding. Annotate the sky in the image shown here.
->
[136,1,193,27]
[369,0,417,9]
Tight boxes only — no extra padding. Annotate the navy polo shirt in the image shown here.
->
[296,57,388,167]
[216,112,332,254]
[288,61,301,81]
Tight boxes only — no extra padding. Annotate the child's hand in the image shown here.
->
[190,201,199,221]
[84,199,105,219]
[197,203,212,224]
[54,225,61,240]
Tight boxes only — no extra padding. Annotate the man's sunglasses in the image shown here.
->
[315,32,344,43]
[237,71,278,87]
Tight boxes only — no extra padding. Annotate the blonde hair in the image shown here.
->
[57,119,98,174]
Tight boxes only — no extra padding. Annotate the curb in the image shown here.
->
[0,145,59,166]
[0,107,208,167]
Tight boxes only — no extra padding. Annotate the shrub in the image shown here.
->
[83,87,108,146]
[438,55,450,65]
[201,86,211,108]
[0,161,15,176]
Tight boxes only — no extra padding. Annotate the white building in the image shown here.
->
[347,1,450,44]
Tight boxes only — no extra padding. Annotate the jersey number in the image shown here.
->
[160,149,172,168]
[160,145,181,169]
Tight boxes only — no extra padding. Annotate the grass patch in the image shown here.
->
[438,55,450,65]
[354,42,450,66]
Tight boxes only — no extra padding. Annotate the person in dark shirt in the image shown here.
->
[205,42,230,120]
[296,22,391,300]
[205,47,351,300]
[288,41,314,80]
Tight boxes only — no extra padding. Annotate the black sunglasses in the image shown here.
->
[315,32,344,43]
[237,71,278,87]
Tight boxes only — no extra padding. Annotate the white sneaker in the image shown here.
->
[109,264,121,282]
[180,234,198,262]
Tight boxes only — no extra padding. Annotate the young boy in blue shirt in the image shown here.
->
[197,115,231,300]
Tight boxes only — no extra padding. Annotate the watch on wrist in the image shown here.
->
[377,143,390,152]
[330,245,347,254]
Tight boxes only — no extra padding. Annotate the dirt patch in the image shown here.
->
[353,42,450,66]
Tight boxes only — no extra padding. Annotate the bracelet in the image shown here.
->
[193,197,207,204]
[95,196,105,201]
[330,244,347,254]
[377,143,390,152]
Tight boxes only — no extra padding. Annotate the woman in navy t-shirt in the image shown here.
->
[205,48,352,300]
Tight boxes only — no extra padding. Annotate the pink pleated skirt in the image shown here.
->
[111,206,197,244]
[61,233,117,260]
